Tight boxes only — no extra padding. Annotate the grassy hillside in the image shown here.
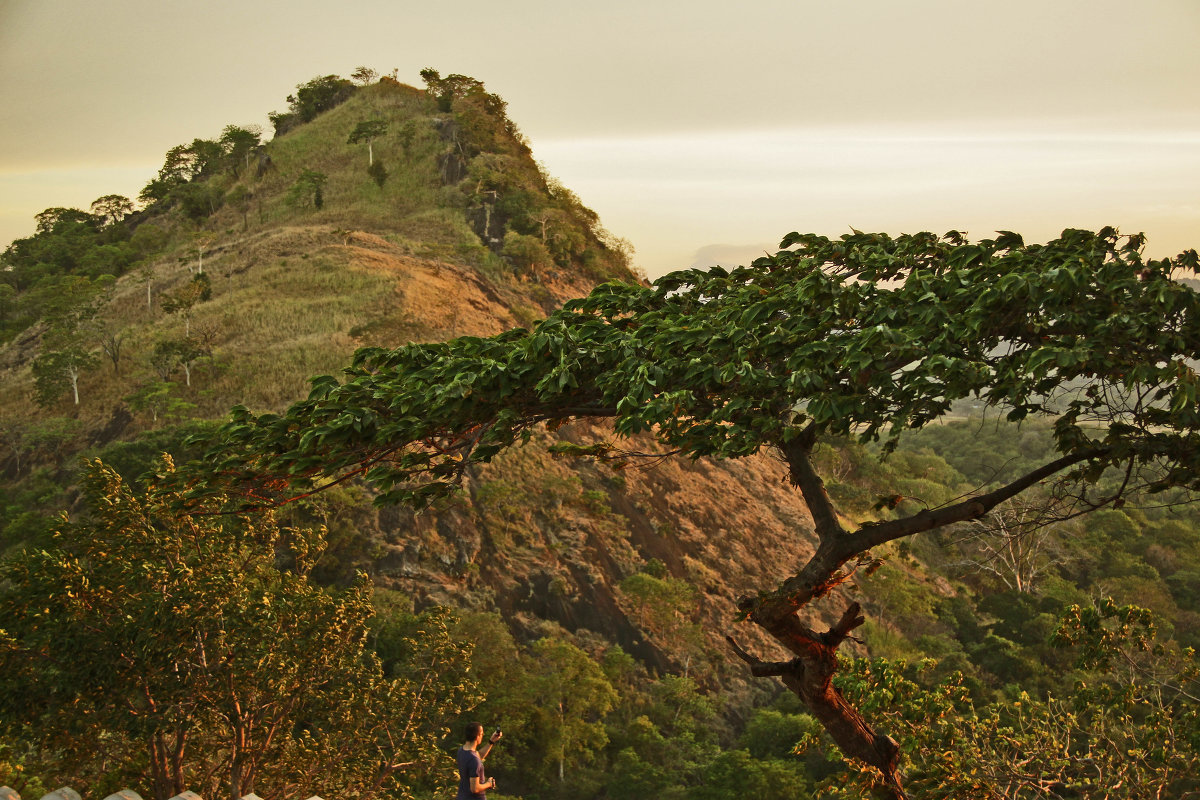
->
[0,73,635,435]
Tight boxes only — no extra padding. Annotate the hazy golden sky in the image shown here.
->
[2,0,1198,275]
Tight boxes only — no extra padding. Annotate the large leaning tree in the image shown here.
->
[188,227,1200,797]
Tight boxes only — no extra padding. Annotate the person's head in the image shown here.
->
[464,722,484,745]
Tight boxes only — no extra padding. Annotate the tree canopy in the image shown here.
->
[188,227,1200,796]
[348,119,389,165]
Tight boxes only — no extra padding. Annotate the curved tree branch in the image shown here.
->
[844,447,1107,553]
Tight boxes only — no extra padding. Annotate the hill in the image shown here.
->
[0,72,632,421]
[4,71,1199,800]
[0,69,834,676]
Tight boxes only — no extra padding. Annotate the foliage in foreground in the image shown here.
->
[812,601,1200,799]
[0,459,475,800]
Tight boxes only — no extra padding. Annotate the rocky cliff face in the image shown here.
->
[306,417,828,682]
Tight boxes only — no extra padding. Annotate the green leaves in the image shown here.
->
[807,602,1200,799]
[185,228,1200,516]
[0,459,477,797]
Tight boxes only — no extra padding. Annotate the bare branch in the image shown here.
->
[823,602,866,648]
[725,636,803,678]
[846,447,1107,552]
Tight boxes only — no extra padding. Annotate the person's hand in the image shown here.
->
[490,730,503,744]
[489,777,498,789]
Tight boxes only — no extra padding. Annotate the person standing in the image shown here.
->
[456,722,502,799]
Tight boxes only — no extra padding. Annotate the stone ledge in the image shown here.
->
[0,788,324,800]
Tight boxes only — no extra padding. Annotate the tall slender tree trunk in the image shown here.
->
[170,726,188,797]
[558,702,565,783]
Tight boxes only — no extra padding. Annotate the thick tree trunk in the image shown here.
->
[727,427,1105,797]
[741,607,904,796]
[147,730,187,800]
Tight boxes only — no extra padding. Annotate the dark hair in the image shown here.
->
[464,722,483,743]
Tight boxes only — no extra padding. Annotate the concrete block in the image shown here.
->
[167,793,203,800]
[40,789,81,800]
[103,792,145,800]
[0,786,20,800]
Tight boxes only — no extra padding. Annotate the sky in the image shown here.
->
[1,0,1198,277]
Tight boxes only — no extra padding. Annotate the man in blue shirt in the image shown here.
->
[456,722,502,799]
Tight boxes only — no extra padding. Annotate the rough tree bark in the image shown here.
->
[727,425,1104,798]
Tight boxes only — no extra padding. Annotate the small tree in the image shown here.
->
[30,274,112,406]
[149,342,177,382]
[191,234,215,275]
[287,169,328,210]
[227,185,253,230]
[174,182,224,221]
[95,322,126,376]
[139,140,222,205]
[348,119,389,166]
[125,381,192,426]
[31,338,97,406]
[526,637,618,786]
[952,493,1073,593]
[160,274,210,337]
[130,223,167,258]
[619,572,705,674]
[350,66,378,86]
[218,124,262,177]
[153,337,205,387]
[419,68,495,113]
[288,75,355,122]
[502,231,554,275]
[33,206,95,235]
[89,195,133,227]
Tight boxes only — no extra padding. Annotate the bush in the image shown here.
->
[502,231,553,275]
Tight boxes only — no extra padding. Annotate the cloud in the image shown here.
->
[537,124,1200,276]
[686,243,778,271]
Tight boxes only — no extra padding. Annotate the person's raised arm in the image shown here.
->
[480,729,503,759]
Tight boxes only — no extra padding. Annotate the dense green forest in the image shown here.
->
[5,419,1198,799]
[2,69,1199,800]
